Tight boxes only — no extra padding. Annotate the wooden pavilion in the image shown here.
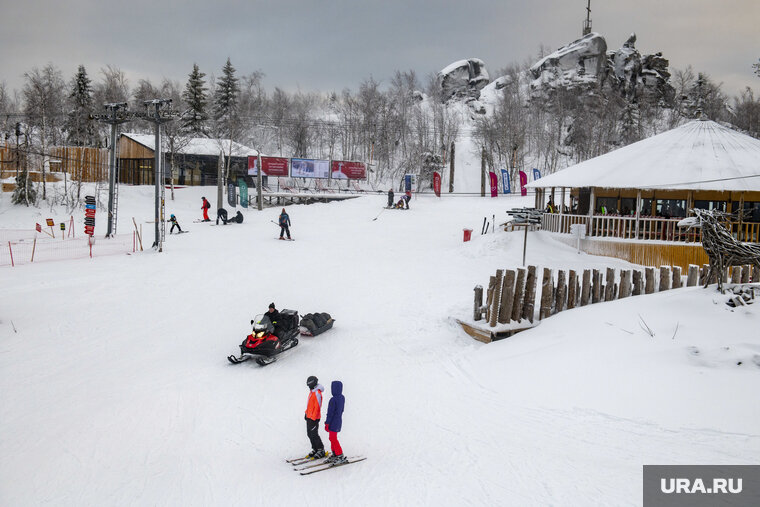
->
[527,120,760,269]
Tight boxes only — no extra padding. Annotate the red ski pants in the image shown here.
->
[328,431,342,456]
[203,207,209,220]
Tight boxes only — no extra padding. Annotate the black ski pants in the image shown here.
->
[306,417,323,451]
[170,223,182,233]
[280,225,291,239]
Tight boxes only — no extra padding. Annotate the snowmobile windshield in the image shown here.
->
[252,314,275,334]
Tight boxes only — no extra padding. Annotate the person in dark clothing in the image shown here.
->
[167,214,182,234]
[279,208,291,239]
[387,189,394,208]
[305,375,325,459]
[201,197,211,221]
[229,211,244,224]
[324,380,347,464]
[404,190,411,209]
[217,208,228,225]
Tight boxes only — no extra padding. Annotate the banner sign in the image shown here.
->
[249,156,290,176]
[84,195,96,236]
[238,179,248,208]
[519,171,528,197]
[227,182,236,207]
[36,223,42,233]
[433,172,441,197]
[533,168,541,181]
[501,169,511,194]
[46,218,54,227]
[404,174,412,192]
[330,160,366,180]
[291,158,329,179]
[489,171,498,197]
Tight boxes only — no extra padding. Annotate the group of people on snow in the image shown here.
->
[387,189,411,209]
[305,375,347,464]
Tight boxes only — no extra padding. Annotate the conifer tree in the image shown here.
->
[182,63,208,134]
[65,65,96,146]
[213,57,240,136]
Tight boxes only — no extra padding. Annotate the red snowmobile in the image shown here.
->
[227,310,300,366]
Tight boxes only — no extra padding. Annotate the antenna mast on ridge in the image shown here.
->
[582,0,592,35]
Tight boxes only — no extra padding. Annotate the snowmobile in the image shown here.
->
[227,309,300,366]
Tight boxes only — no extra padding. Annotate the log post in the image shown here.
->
[672,266,682,289]
[619,270,631,298]
[686,265,699,287]
[604,268,615,301]
[567,270,577,309]
[753,265,760,283]
[522,265,538,323]
[539,268,553,320]
[498,270,516,324]
[489,270,504,327]
[473,285,483,321]
[511,268,526,322]
[731,266,742,284]
[659,266,671,291]
[699,264,710,286]
[555,270,567,314]
[645,267,655,294]
[741,265,750,284]
[581,269,591,306]
[592,269,602,303]
[485,275,496,321]
[632,270,643,296]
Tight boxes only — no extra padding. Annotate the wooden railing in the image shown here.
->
[541,213,760,243]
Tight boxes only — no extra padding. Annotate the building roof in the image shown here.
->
[121,133,258,158]
[527,120,760,192]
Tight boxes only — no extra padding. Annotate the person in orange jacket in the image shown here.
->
[201,196,211,222]
[305,375,325,458]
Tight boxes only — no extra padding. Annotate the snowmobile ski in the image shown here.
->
[299,456,367,475]
[227,354,251,364]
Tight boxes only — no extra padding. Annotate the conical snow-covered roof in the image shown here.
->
[527,120,760,192]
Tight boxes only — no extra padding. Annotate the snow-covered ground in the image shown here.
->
[1,186,758,506]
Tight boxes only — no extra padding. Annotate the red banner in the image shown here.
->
[330,160,366,180]
[489,171,498,197]
[433,172,441,197]
[249,156,290,176]
[519,171,528,197]
[35,223,42,232]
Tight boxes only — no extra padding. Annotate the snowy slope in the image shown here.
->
[1,186,758,506]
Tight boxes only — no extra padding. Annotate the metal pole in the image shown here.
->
[106,111,117,237]
[257,154,263,211]
[153,103,161,250]
[523,225,528,266]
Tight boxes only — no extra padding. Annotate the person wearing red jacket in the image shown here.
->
[304,376,325,459]
[201,197,211,222]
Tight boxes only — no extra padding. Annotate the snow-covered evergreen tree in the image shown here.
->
[213,58,240,137]
[11,169,36,206]
[182,63,208,134]
[64,65,96,146]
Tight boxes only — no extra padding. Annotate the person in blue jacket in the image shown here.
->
[324,380,346,464]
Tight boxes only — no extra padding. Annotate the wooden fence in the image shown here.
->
[472,263,759,335]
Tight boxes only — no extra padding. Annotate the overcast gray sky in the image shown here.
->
[1,0,757,99]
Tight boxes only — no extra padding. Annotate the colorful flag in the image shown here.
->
[227,182,236,208]
[238,179,248,208]
[433,172,441,197]
[519,171,528,197]
[501,169,511,194]
[489,171,498,197]
[533,168,541,181]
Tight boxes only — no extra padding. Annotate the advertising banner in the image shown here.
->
[501,169,511,194]
[238,179,248,208]
[291,158,329,178]
[533,168,541,181]
[433,172,441,197]
[519,171,528,197]
[249,156,290,176]
[489,171,498,197]
[331,160,366,180]
[227,181,236,207]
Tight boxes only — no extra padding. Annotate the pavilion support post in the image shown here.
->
[635,190,641,239]
[560,187,566,231]
[588,187,595,237]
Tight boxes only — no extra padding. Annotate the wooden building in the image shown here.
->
[118,133,258,186]
[527,120,760,270]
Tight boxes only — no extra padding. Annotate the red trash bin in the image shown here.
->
[463,229,473,242]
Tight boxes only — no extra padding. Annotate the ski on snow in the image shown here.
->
[292,455,363,471]
[286,452,330,465]
[298,456,366,475]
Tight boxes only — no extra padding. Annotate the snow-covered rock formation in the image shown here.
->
[529,32,608,90]
[437,59,490,103]
[607,33,672,102]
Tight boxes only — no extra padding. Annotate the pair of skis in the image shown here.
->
[286,454,367,475]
